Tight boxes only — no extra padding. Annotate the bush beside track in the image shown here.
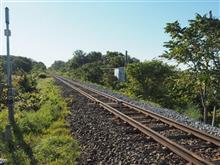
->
[0,77,79,164]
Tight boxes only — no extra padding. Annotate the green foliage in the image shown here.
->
[49,60,66,73]
[87,51,102,63]
[38,72,47,79]
[164,71,198,108]
[103,51,125,68]
[79,62,103,83]
[175,104,202,121]
[0,78,79,164]
[49,50,139,89]
[46,120,69,136]
[0,58,4,82]
[47,13,220,126]
[125,60,175,107]
[4,148,31,165]
[0,55,46,75]
[17,74,36,92]
[31,62,47,73]
[184,106,202,121]
[34,135,79,164]
[163,13,220,72]
[18,107,53,134]
[16,92,41,112]
[0,109,8,128]
[67,50,87,69]
[163,11,220,123]
[10,56,33,73]
[102,70,119,89]
[103,51,139,68]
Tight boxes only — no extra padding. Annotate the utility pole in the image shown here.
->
[4,7,14,123]
[125,50,128,67]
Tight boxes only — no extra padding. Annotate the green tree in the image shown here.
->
[32,62,47,73]
[165,71,199,108]
[86,51,102,63]
[67,50,87,69]
[103,51,125,68]
[12,56,33,73]
[126,60,174,106]
[102,70,118,89]
[0,56,44,75]
[49,61,66,72]
[163,11,220,123]
[102,51,139,68]
[79,62,103,83]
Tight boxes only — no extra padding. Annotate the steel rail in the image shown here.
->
[59,76,220,147]
[55,76,215,165]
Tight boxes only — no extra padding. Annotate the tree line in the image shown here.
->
[0,56,46,76]
[50,12,220,126]
[0,56,47,108]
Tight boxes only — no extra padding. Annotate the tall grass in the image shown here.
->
[0,78,79,164]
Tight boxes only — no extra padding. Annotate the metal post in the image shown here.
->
[212,106,216,126]
[124,50,128,82]
[4,7,14,123]
[125,50,128,67]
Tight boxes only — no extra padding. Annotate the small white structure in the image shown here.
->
[114,67,125,82]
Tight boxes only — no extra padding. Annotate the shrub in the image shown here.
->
[183,105,202,121]
[18,109,53,134]
[34,135,79,164]
[38,73,47,79]
[0,76,79,164]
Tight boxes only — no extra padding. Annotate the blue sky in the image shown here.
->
[0,0,219,67]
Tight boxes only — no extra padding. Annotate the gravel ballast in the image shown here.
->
[71,79,220,137]
[57,80,187,164]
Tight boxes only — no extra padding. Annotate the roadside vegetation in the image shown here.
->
[49,12,220,127]
[0,56,79,164]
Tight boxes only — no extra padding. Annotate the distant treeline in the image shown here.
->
[49,50,177,109]
[0,55,46,82]
[49,50,139,87]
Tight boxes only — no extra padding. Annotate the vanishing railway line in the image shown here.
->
[55,75,220,165]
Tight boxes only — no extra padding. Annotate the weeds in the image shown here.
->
[0,78,79,164]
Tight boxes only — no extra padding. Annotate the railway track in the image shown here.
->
[55,76,220,165]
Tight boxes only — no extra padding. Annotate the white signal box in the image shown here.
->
[114,67,125,82]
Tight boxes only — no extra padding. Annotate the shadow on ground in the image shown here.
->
[0,119,38,165]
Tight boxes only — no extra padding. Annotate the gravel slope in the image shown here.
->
[57,80,187,164]
[70,78,220,138]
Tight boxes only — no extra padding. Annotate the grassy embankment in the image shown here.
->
[0,77,79,164]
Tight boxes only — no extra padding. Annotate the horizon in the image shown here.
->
[0,0,219,67]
